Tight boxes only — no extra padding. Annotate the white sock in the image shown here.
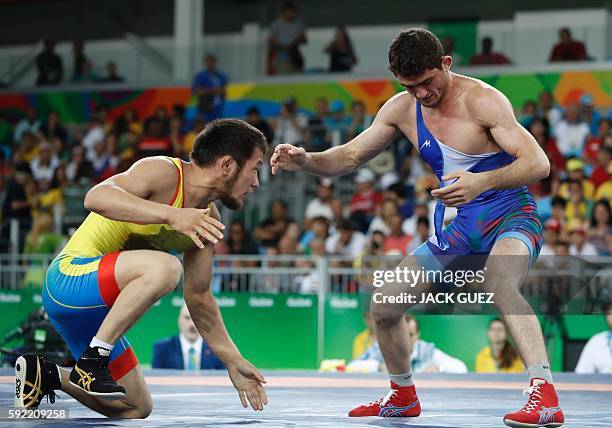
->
[90,337,114,356]
[527,361,553,384]
[389,370,414,387]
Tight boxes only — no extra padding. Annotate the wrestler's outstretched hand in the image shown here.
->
[228,359,268,411]
[270,144,308,175]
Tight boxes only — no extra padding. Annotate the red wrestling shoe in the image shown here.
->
[503,378,564,427]
[348,382,421,417]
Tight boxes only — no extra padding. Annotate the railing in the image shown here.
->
[2,253,611,300]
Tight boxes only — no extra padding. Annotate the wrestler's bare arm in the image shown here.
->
[270,94,409,177]
[469,86,551,189]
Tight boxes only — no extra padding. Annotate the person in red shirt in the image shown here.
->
[469,37,511,66]
[383,214,412,255]
[583,119,611,165]
[590,147,611,188]
[349,168,382,216]
[549,27,588,62]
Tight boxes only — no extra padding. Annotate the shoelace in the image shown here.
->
[366,389,398,407]
[521,385,542,413]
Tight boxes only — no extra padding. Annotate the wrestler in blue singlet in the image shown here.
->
[412,102,543,270]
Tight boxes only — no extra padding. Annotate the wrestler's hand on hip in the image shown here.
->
[167,207,225,249]
[431,170,482,207]
[228,358,268,411]
[270,144,308,175]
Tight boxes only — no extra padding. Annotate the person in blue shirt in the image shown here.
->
[152,303,225,370]
[192,54,228,122]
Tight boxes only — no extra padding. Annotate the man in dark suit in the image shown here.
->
[152,303,225,370]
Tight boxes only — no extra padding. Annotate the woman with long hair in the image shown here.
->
[475,318,523,373]
[324,26,357,72]
[588,199,612,255]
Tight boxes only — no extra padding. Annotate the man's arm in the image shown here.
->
[432,86,550,207]
[84,157,225,248]
[183,205,267,410]
[270,94,404,177]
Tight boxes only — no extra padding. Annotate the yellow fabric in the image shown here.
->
[475,346,524,373]
[595,180,612,202]
[352,329,374,359]
[565,200,592,223]
[558,181,594,200]
[183,131,198,153]
[60,157,195,257]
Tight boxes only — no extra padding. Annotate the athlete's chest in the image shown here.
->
[399,106,496,155]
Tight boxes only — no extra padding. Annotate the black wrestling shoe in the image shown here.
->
[69,347,126,400]
[14,354,61,408]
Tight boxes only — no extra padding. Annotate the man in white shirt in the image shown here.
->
[304,178,337,224]
[575,304,612,373]
[152,303,224,370]
[325,218,367,259]
[554,102,590,158]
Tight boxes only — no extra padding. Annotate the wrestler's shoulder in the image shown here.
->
[379,92,416,121]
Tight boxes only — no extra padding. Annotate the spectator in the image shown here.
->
[254,200,293,247]
[574,303,612,373]
[538,91,562,129]
[324,26,357,72]
[144,106,170,136]
[192,54,228,122]
[36,39,63,86]
[549,27,588,62]
[16,132,39,164]
[138,117,172,158]
[559,158,594,200]
[306,97,329,151]
[65,145,93,183]
[182,117,206,155]
[299,216,330,254]
[518,100,537,129]
[406,216,430,254]
[475,318,523,373]
[540,218,561,256]
[38,166,67,211]
[325,100,352,147]
[529,118,565,171]
[304,178,339,225]
[554,239,571,256]
[169,116,185,157]
[590,147,611,189]
[88,136,119,182]
[469,37,511,65]
[268,1,306,74]
[325,217,367,258]
[14,107,40,144]
[71,40,88,81]
[100,61,125,83]
[227,221,258,255]
[441,36,462,65]
[74,60,99,83]
[583,119,611,166]
[152,303,224,370]
[587,200,611,255]
[352,309,375,359]
[30,142,59,185]
[368,199,399,236]
[347,100,372,140]
[349,168,382,216]
[383,214,412,255]
[22,210,66,287]
[1,163,33,252]
[568,220,598,256]
[554,102,590,158]
[580,94,601,136]
[565,179,593,223]
[39,110,68,145]
[245,107,273,143]
[350,315,467,373]
[272,97,307,147]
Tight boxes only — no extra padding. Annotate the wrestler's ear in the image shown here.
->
[218,155,236,176]
[441,55,452,71]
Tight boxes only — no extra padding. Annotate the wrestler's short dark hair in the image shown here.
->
[388,28,444,77]
[191,119,268,169]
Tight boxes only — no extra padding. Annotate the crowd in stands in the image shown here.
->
[0,82,609,294]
